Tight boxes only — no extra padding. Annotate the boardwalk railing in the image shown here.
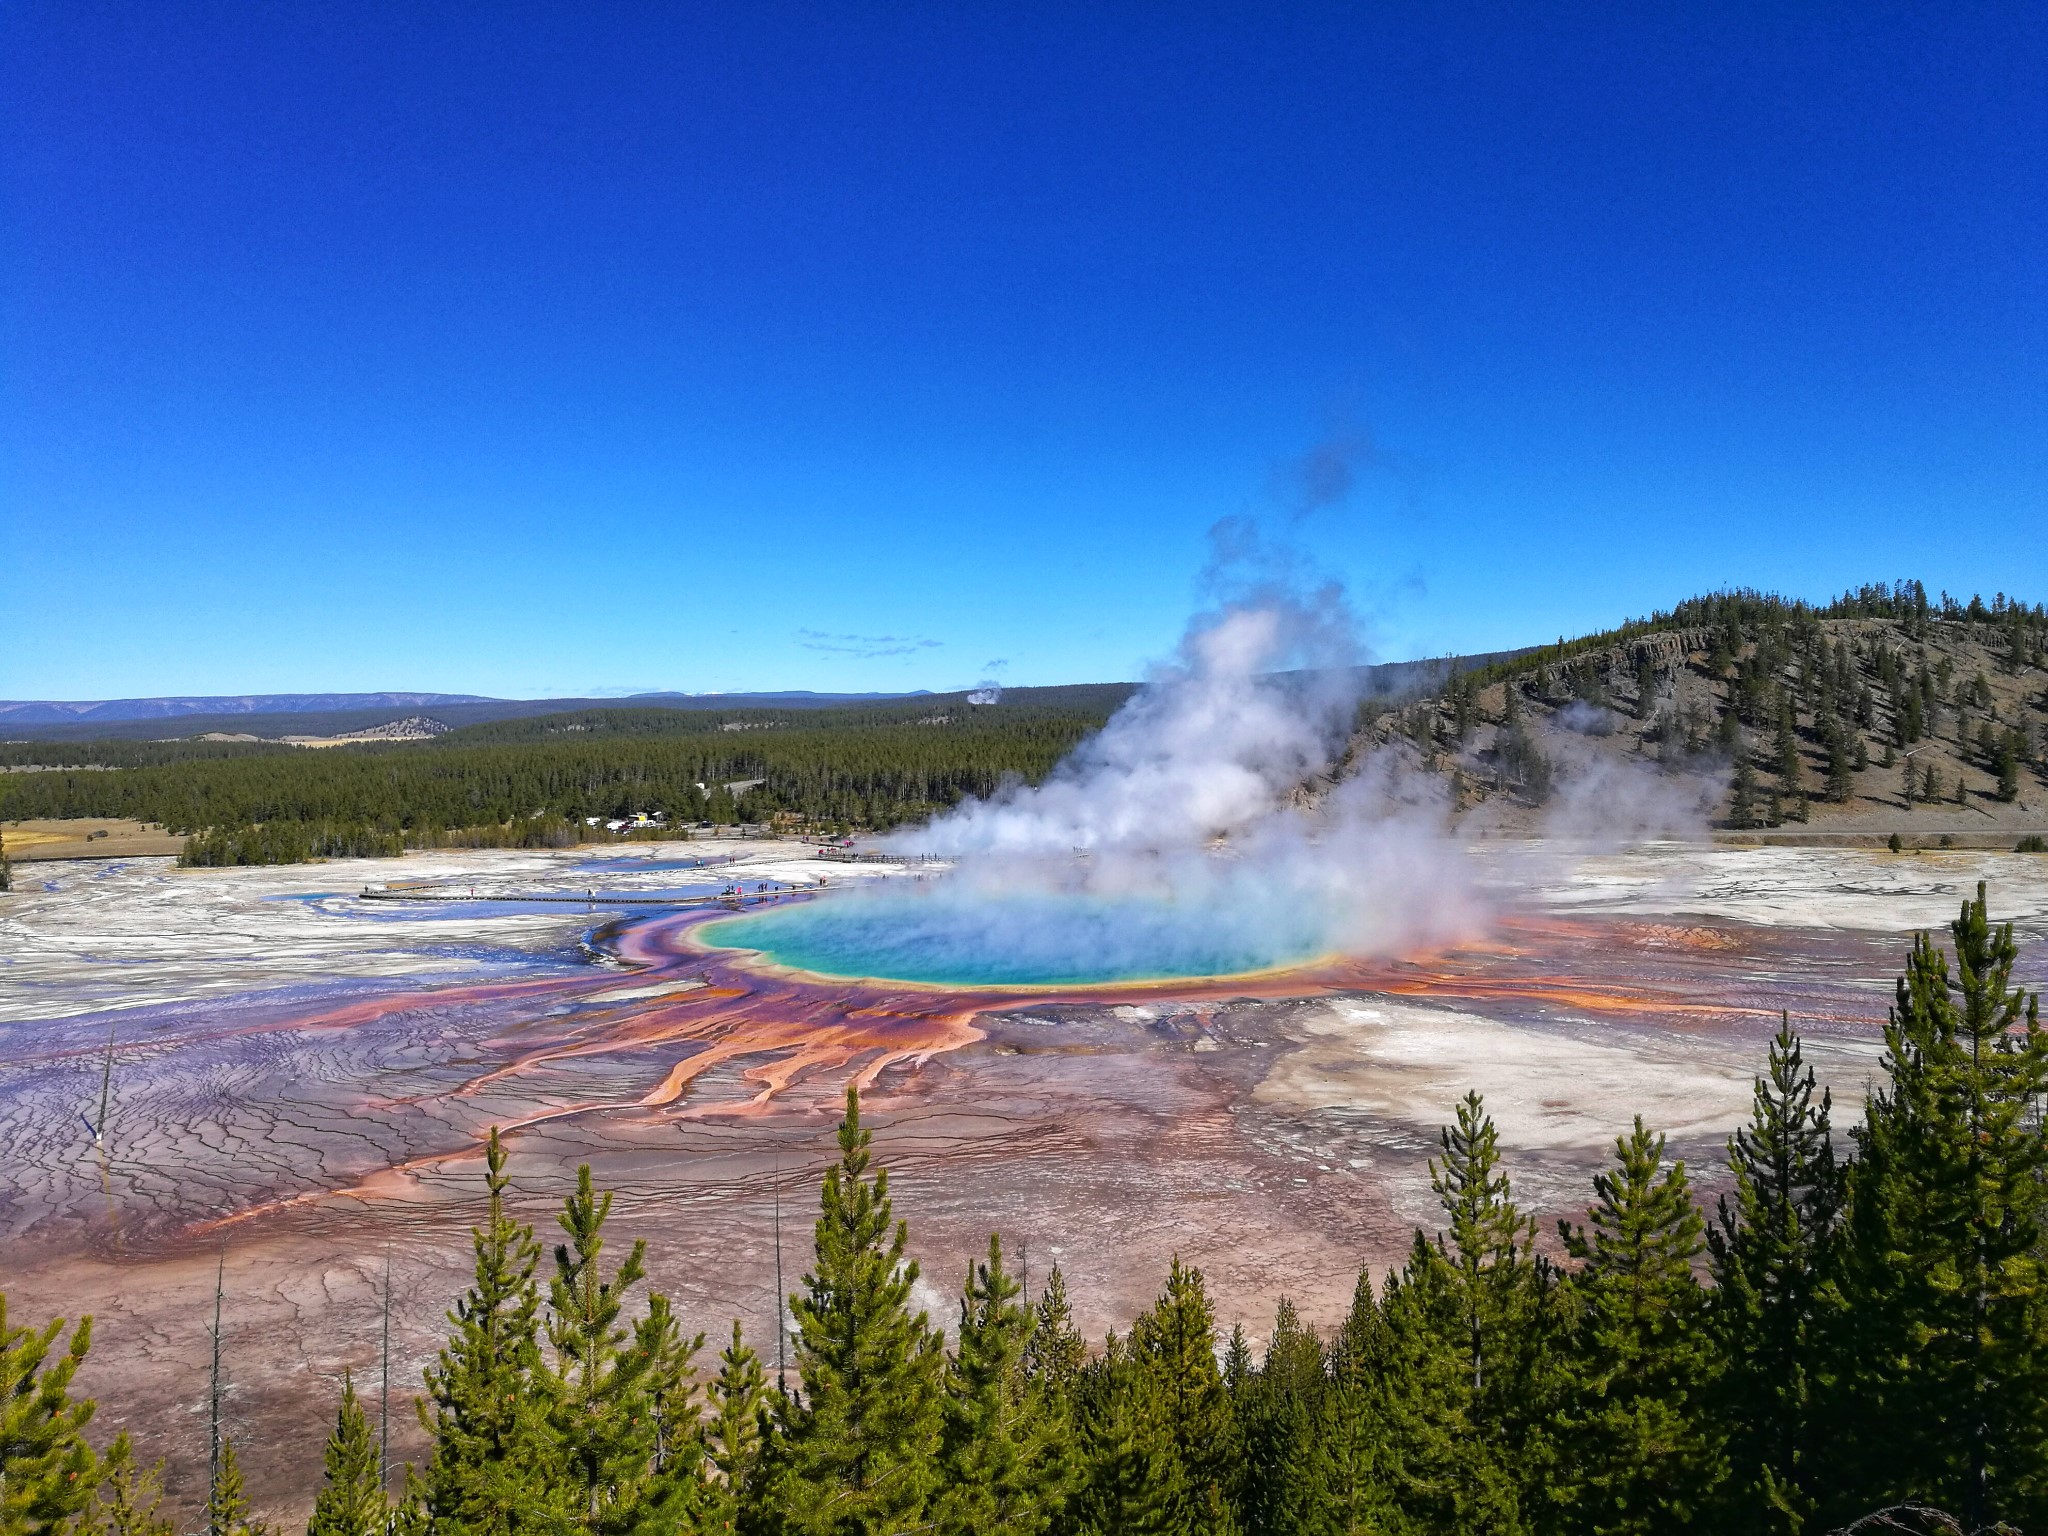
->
[357,885,810,910]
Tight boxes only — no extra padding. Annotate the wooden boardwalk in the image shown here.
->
[357,884,810,911]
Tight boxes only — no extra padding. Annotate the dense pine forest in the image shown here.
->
[8,886,2045,1535]
[0,690,1132,863]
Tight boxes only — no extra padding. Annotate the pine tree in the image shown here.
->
[701,1321,765,1535]
[417,1127,574,1536]
[1313,1275,1393,1536]
[74,1434,173,1536]
[1554,1117,1718,1535]
[1023,1267,1086,1397]
[309,1374,386,1536]
[936,1234,1069,1536]
[1128,1257,1238,1531]
[1729,757,1758,828]
[1716,700,1741,755]
[1066,1336,1184,1536]
[307,1376,387,1536]
[1775,695,1804,795]
[1830,885,2048,1530]
[0,1299,97,1536]
[637,1292,704,1486]
[1429,1092,1557,1523]
[545,1164,699,1536]
[770,1086,944,1536]
[1434,1095,1535,1404]
[1825,722,1855,802]
[1706,1020,1842,1535]
[1375,1240,1521,1535]
[1996,732,2021,801]
[1233,1300,1326,1536]
[205,1438,271,1536]
[1633,653,1658,720]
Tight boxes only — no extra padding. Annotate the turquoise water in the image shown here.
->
[698,890,1329,987]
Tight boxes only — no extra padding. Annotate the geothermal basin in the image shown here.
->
[698,886,1335,987]
[2,837,2046,1524]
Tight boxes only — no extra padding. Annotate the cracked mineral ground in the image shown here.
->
[3,838,2046,1523]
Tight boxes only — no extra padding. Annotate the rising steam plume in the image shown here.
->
[853,442,1715,981]
[857,499,1492,974]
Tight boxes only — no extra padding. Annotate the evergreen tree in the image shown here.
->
[545,1165,699,1536]
[637,1293,703,1487]
[1023,1268,1086,1397]
[936,1234,1068,1536]
[1233,1300,1326,1536]
[1554,1118,1718,1535]
[75,1434,173,1536]
[1633,653,1658,720]
[1706,1020,1842,1535]
[1374,1241,1521,1535]
[1775,695,1804,795]
[309,1374,386,1536]
[0,1298,97,1536]
[702,1321,765,1535]
[770,1086,944,1536]
[1824,722,1855,803]
[417,1128,574,1536]
[205,1438,271,1536]
[1729,759,1758,828]
[1312,1275,1393,1536]
[1715,701,1741,755]
[1996,732,2021,801]
[1129,1258,1239,1532]
[1429,1092,1558,1524]
[0,827,11,893]
[1066,1336,1184,1536]
[1433,1095,1536,1406]
[1830,885,2048,1530]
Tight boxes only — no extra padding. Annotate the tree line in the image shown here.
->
[7,886,2045,1534]
[0,702,1122,863]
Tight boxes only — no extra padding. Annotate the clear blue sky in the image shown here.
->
[3,4,2043,700]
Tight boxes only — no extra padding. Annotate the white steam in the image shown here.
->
[873,565,1489,969]
[914,600,1358,858]
[800,479,1722,981]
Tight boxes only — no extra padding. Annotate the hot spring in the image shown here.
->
[696,888,1333,987]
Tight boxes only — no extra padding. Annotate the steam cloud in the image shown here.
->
[854,516,1492,975]
[817,459,1717,981]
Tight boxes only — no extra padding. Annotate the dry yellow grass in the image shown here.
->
[2,818,184,861]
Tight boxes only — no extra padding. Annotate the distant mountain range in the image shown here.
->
[0,692,498,725]
[0,658,1525,742]
[0,689,938,741]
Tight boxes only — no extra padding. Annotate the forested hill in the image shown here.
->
[1362,581,2048,835]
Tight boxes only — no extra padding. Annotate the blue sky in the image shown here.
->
[3,4,2043,700]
